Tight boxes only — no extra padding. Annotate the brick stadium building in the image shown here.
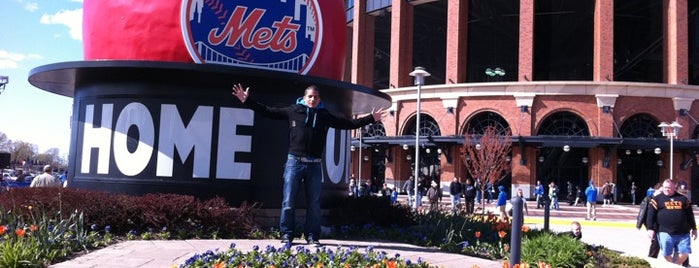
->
[344,0,699,201]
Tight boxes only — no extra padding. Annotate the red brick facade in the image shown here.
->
[345,1,699,201]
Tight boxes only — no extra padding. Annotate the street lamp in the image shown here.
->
[485,68,506,81]
[409,66,430,210]
[658,121,682,180]
[0,76,8,95]
[357,127,364,186]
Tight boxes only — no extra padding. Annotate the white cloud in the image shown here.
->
[0,50,44,69]
[40,8,83,41]
[24,2,38,12]
[12,0,38,12]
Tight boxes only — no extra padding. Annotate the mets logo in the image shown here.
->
[181,0,323,75]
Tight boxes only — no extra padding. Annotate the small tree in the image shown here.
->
[460,126,512,209]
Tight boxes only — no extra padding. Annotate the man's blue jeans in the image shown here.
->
[279,156,322,239]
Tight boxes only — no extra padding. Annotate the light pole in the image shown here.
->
[409,66,430,210]
[658,121,682,180]
[0,76,8,95]
[350,128,364,190]
[358,127,363,187]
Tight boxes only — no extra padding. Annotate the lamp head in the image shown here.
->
[409,66,431,85]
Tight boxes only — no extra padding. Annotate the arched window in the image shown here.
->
[365,122,386,137]
[537,111,590,136]
[403,114,441,137]
[619,114,661,138]
[464,111,510,135]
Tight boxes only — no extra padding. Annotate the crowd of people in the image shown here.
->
[0,165,67,189]
[347,174,696,267]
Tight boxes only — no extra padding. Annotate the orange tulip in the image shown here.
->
[15,228,25,237]
[502,262,510,268]
[521,225,530,232]
[387,260,397,268]
[29,224,39,232]
[498,230,507,239]
[475,231,481,238]
[0,225,6,235]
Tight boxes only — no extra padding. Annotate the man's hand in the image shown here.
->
[647,230,655,240]
[692,229,697,240]
[371,107,389,122]
[231,83,249,103]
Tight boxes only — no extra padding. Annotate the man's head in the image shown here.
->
[571,221,582,236]
[661,179,676,196]
[43,165,52,173]
[303,85,320,108]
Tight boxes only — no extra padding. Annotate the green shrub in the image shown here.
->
[520,232,589,268]
[589,246,651,268]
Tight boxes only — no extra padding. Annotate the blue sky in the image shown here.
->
[0,0,83,156]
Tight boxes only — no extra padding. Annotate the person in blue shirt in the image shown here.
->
[534,180,545,208]
[646,186,655,198]
[390,186,399,204]
[496,185,508,221]
[585,181,599,220]
[59,170,68,187]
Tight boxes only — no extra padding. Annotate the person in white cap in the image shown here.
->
[30,165,62,188]
[426,180,442,212]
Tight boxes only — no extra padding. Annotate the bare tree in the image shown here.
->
[0,132,69,172]
[460,126,512,208]
[0,132,10,152]
[11,141,38,170]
